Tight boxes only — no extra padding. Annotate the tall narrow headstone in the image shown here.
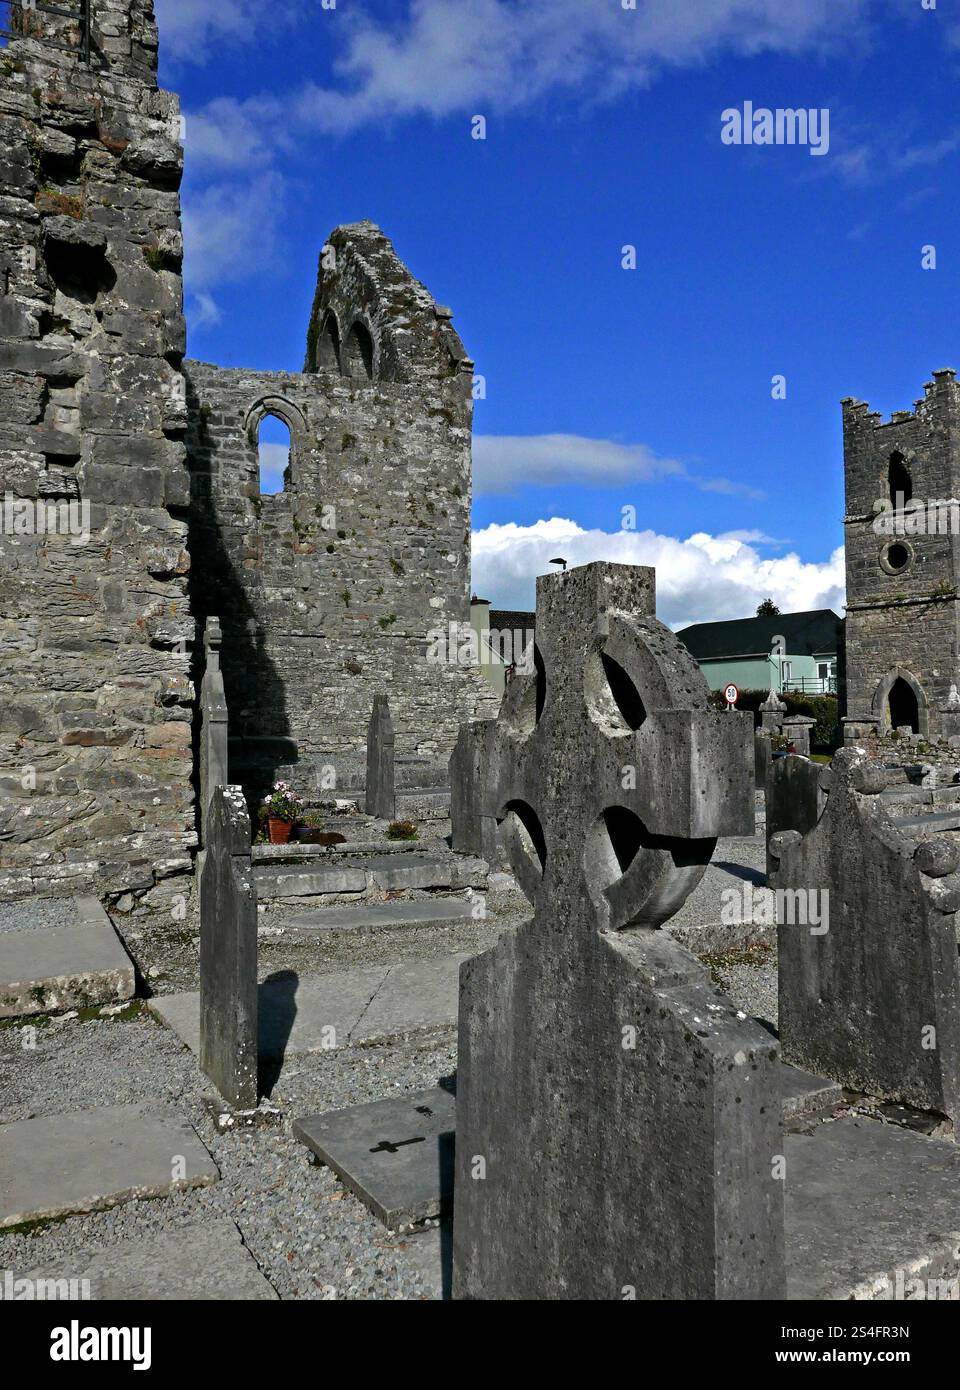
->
[200,786,258,1111]
[200,617,228,847]
[760,688,787,735]
[453,562,784,1300]
[770,748,960,1122]
[365,692,396,819]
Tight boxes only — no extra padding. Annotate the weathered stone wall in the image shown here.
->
[184,222,498,796]
[844,369,960,738]
[0,1,194,905]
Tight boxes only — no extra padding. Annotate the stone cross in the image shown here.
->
[760,687,787,735]
[199,616,228,847]
[452,562,784,1300]
[200,785,258,1111]
[365,691,396,819]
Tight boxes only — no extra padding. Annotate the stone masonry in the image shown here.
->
[184,221,498,799]
[0,1,193,906]
[0,3,497,904]
[844,369,960,740]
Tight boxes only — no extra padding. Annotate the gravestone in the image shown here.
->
[450,720,501,864]
[760,687,786,735]
[782,714,815,758]
[365,691,396,819]
[453,562,784,1300]
[765,753,825,878]
[755,729,772,791]
[770,747,960,1122]
[200,617,228,847]
[200,785,258,1110]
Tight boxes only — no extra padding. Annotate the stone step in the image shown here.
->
[253,854,487,900]
[0,1106,219,1229]
[15,1219,278,1300]
[0,897,135,1018]
[265,896,478,939]
[252,838,431,864]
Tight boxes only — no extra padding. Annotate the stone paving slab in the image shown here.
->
[19,1219,278,1300]
[293,1087,456,1226]
[0,1106,219,1229]
[149,952,470,1059]
[0,896,135,1018]
[279,897,476,938]
[786,1115,960,1299]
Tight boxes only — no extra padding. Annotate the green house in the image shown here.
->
[677,610,843,696]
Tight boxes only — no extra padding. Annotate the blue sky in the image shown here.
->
[156,0,960,626]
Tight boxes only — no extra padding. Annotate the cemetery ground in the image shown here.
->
[0,829,778,1302]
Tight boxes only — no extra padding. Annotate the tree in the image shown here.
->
[756,598,781,617]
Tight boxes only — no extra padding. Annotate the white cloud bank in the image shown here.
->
[472,517,844,629]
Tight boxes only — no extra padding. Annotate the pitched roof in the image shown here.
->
[677,609,842,661]
[488,610,536,636]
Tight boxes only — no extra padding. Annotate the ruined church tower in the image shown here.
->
[842,368,960,741]
[0,2,496,907]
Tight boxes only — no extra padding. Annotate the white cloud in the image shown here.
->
[258,443,289,495]
[189,291,222,329]
[183,0,873,153]
[474,433,765,500]
[292,0,868,134]
[181,172,288,293]
[155,0,294,64]
[471,517,844,628]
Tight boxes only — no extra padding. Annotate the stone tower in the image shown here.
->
[843,368,960,742]
[0,1,193,906]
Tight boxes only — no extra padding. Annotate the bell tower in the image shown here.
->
[842,368,960,741]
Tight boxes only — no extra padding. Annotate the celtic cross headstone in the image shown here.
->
[452,562,785,1300]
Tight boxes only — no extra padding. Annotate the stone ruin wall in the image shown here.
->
[185,220,499,800]
[0,1,194,909]
[843,369,960,739]
[0,6,497,905]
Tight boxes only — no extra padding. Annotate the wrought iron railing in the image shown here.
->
[1,0,91,63]
[782,676,838,695]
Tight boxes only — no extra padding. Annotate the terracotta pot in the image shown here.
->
[268,817,293,845]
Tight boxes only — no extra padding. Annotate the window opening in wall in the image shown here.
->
[889,451,912,506]
[258,414,291,495]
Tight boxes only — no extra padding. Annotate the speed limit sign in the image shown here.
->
[723,682,740,708]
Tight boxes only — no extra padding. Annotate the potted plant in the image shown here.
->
[261,782,303,845]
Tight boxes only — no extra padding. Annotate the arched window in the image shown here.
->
[258,413,291,495]
[317,313,340,371]
[888,451,912,506]
[342,321,374,380]
[888,677,920,734]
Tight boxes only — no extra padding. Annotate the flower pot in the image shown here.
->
[268,817,293,845]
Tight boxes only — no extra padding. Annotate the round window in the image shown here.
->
[880,540,912,575]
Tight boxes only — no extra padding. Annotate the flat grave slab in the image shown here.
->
[150,952,469,1059]
[18,1219,277,1300]
[278,897,475,938]
[0,896,135,1018]
[0,1105,219,1229]
[293,1086,456,1226]
[785,1114,960,1300]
